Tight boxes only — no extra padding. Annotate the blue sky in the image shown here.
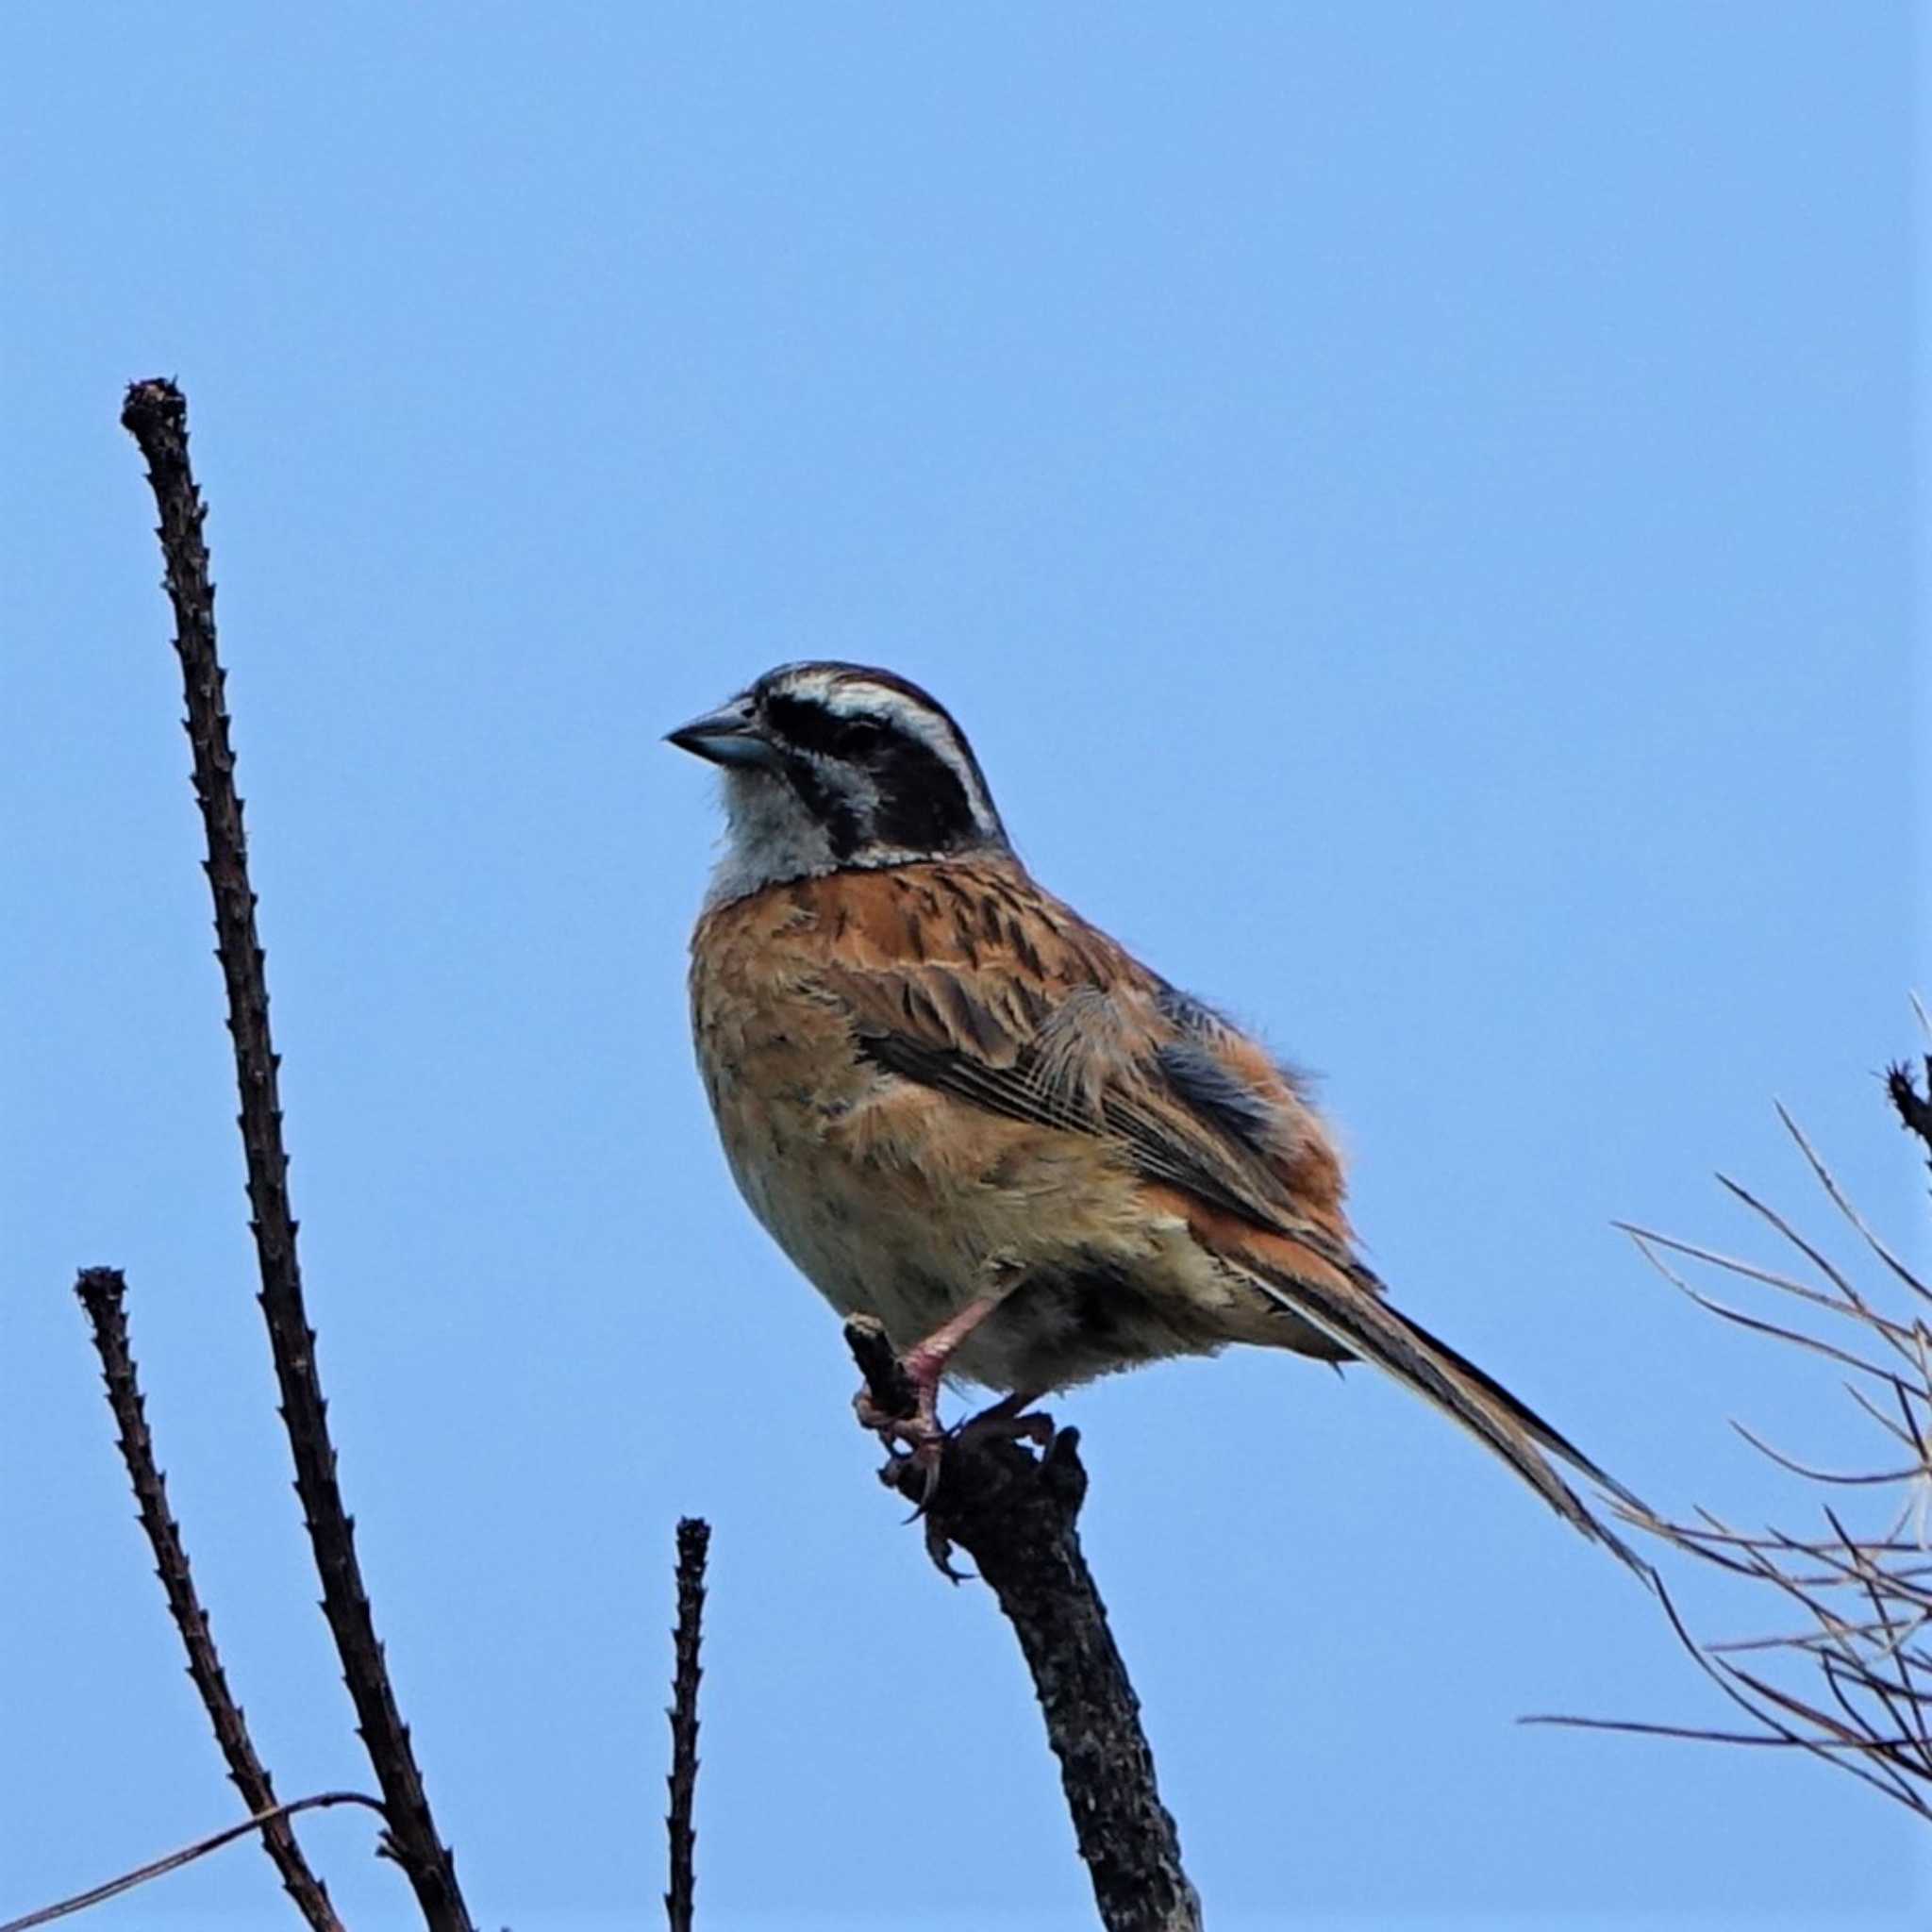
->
[4,5,1923,1927]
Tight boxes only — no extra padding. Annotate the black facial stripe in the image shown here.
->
[763,691,891,761]
[779,754,864,861]
[763,684,992,857]
[869,739,979,852]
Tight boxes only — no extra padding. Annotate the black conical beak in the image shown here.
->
[664,696,778,770]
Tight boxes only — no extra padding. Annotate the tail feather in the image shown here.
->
[1238,1247,1650,1575]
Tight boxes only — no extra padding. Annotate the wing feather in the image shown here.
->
[802,862,1647,1565]
[821,873,1318,1233]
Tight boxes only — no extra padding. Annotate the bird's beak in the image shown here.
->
[664,696,778,770]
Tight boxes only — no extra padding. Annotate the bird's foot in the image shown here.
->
[841,1307,1045,1585]
[854,1376,948,1509]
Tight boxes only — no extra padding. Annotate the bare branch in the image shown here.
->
[1843,1380,1924,1453]
[119,378,472,1931]
[73,1267,341,1931]
[0,1792,384,1932]
[845,1318,1202,1932]
[1524,1715,1905,1751]
[1617,1222,1918,1356]
[1775,1102,1928,1303]
[665,1518,708,1932]
[1725,1421,1920,1487]
[1572,1069,1932,1820]
[1641,1264,1900,1386]
[1712,1169,1869,1310]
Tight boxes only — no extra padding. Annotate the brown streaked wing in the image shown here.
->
[798,862,1327,1237]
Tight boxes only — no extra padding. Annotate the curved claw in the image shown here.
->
[924,1511,971,1582]
[848,1308,1043,1586]
[855,1378,950,1522]
[897,1436,946,1518]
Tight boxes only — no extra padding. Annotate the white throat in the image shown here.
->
[702,768,842,908]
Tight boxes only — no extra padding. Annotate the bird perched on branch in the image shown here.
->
[671,661,1642,1567]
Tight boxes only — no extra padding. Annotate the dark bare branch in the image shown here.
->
[845,1317,1202,1932]
[73,1267,341,1931]
[119,378,472,1931]
[665,1518,709,1932]
[1888,1058,1932,1175]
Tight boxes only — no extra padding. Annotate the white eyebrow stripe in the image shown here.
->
[811,675,1003,840]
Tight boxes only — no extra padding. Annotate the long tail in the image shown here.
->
[1235,1237,1651,1576]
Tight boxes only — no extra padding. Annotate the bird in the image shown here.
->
[671,660,1644,1567]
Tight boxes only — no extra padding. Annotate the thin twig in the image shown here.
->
[1725,1422,1919,1487]
[1843,1380,1923,1453]
[1776,1102,1927,1302]
[845,1317,1202,1932]
[1578,1078,1932,1816]
[665,1518,708,1932]
[120,377,473,1931]
[1618,1222,1918,1355]
[1524,1714,1904,1752]
[73,1268,341,1932]
[1670,1575,1916,1807]
[1707,1618,1913,1654]
[1713,1169,1868,1311]
[0,1792,384,1932]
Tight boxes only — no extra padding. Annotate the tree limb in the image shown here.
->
[118,377,473,1931]
[664,1518,708,1932]
[845,1317,1202,1932]
[74,1266,341,1931]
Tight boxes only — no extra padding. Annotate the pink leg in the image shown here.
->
[854,1262,1026,1471]
[900,1288,1011,1400]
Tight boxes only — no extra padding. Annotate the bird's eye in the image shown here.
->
[761,691,892,760]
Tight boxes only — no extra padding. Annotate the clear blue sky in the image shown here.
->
[4,6,1923,1927]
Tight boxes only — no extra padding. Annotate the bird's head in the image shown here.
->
[668,661,1010,902]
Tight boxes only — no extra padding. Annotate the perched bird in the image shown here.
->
[672,661,1642,1565]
